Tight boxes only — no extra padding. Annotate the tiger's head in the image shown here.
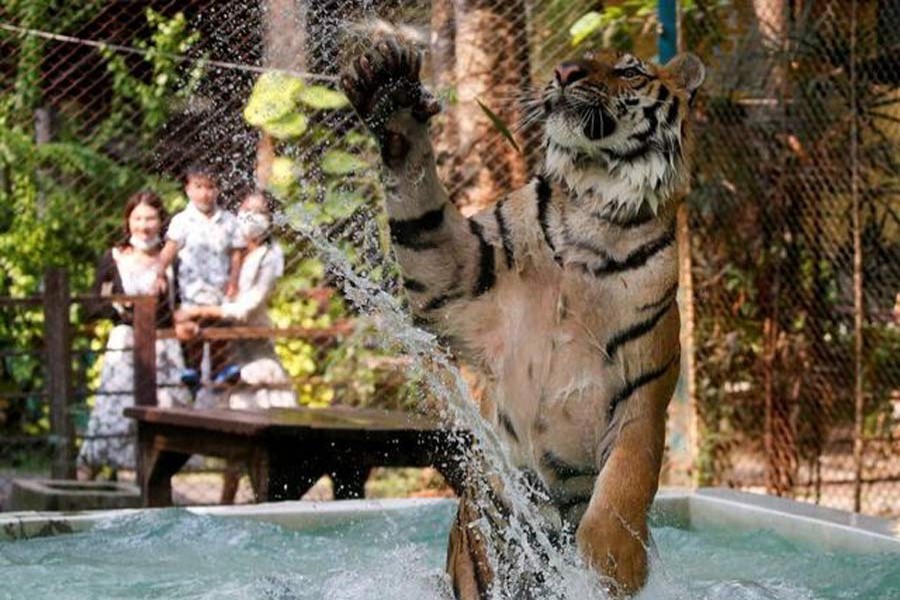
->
[540,50,705,217]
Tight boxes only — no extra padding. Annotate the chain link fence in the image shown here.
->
[0,1,897,516]
[684,0,900,517]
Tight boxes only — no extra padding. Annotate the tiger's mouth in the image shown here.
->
[543,89,618,145]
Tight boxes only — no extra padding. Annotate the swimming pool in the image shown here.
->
[1,489,897,599]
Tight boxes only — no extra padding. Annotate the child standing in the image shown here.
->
[157,163,245,383]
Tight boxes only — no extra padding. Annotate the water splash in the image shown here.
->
[278,200,610,598]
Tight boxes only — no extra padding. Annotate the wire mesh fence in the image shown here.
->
[684,0,900,517]
[0,0,897,516]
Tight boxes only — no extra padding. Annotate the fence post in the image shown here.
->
[132,296,157,407]
[658,0,677,63]
[44,267,75,479]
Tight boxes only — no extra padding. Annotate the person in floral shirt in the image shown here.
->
[157,163,245,383]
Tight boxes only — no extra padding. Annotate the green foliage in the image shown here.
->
[0,6,198,439]
[100,9,203,142]
[241,71,415,410]
[569,1,657,53]
[1,1,104,127]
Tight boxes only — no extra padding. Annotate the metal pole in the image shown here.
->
[658,0,678,63]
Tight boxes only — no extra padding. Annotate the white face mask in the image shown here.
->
[129,234,161,251]
[238,211,271,242]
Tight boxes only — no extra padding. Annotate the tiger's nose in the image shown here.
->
[555,62,588,87]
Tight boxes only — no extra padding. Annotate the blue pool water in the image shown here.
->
[0,500,897,599]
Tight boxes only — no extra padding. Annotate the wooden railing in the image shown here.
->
[0,267,352,480]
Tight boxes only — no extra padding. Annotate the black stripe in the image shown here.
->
[656,84,670,103]
[541,451,597,480]
[593,207,655,229]
[607,353,679,421]
[630,102,661,144]
[468,219,496,296]
[604,299,675,360]
[402,278,427,293]
[423,291,463,312]
[640,281,678,312]
[498,411,520,443]
[388,207,444,249]
[604,142,652,163]
[665,96,681,126]
[494,199,514,270]
[536,176,559,260]
[590,229,675,277]
[558,494,593,515]
[572,236,610,260]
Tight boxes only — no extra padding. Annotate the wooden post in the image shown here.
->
[44,267,75,479]
[132,296,157,408]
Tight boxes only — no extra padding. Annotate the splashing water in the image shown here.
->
[278,197,606,598]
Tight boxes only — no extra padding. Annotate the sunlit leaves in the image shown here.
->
[243,72,306,129]
[570,12,604,46]
[321,150,369,175]
[244,75,347,139]
[297,86,350,110]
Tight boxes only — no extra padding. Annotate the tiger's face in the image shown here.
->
[542,50,705,156]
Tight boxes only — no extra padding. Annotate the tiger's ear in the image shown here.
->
[665,53,705,93]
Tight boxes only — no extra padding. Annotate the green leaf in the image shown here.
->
[243,72,305,126]
[324,183,362,219]
[570,11,603,46]
[321,150,369,175]
[262,113,309,139]
[297,85,349,110]
[476,99,521,154]
[267,157,297,198]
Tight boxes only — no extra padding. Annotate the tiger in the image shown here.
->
[340,40,705,598]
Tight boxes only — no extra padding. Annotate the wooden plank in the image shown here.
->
[43,268,75,479]
[156,322,353,341]
[132,296,157,407]
[0,297,43,307]
[125,406,443,434]
[125,406,269,437]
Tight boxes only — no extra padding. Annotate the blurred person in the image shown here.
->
[175,190,296,502]
[78,191,192,480]
[157,162,245,388]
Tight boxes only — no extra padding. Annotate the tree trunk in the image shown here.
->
[430,0,460,191]
[436,0,534,215]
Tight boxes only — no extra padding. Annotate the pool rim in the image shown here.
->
[1,487,898,553]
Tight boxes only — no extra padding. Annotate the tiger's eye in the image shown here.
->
[619,68,642,78]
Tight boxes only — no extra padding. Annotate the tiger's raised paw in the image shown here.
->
[340,39,440,153]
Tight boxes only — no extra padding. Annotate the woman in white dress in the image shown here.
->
[78,191,192,479]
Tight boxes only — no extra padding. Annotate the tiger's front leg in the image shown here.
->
[576,365,677,597]
[341,41,481,327]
